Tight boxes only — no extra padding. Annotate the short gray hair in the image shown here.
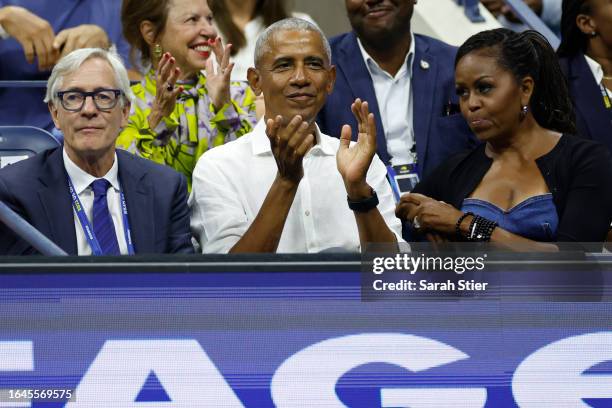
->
[44,48,134,107]
[254,18,332,68]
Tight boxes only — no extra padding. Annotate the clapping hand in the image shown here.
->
[266,115,315,185]
[205,37,233,111]
[148,52,184,130]
[337,98,376,198]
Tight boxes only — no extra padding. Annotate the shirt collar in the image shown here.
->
[584,54,604,85]
[357,32,416,80]
[63,148,120,194]
[251,118,336,157]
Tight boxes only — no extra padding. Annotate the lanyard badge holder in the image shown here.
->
[386,163,420,203]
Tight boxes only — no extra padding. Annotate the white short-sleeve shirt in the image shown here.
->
[189,120,403,253]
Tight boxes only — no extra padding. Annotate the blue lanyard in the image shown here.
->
[68,177,135,255]
[386,165,401,203]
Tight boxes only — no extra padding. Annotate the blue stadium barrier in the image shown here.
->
[503,0,560,48]
[0,253,609,406]
[0,80,48,88]
[0,201,67,256]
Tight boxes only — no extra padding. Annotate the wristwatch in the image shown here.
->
[347,189,379,213]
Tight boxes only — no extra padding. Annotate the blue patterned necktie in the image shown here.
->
[91,179,120,255]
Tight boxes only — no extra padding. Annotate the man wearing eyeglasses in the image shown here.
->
[0,48,194,255]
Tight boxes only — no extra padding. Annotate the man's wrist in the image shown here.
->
[347,187,378,213]
[346,182,372,201]
[147,110,163,131]
[274,173,301,191]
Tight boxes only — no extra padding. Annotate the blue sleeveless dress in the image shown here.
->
[460,194,559,241]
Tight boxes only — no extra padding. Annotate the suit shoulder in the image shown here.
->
[415,34,458,57]
[117,149,182,181]
[328,32,352,49]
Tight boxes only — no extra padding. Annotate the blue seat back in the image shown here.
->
[0,126,60,167]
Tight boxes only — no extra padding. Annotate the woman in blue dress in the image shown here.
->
[395,28,612,249]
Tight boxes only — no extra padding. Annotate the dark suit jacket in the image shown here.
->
[317,32,478,178]
[559,53,612,153]
[0,148,194,255]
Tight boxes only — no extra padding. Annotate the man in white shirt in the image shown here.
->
[0,48,193,255]
[189,18,402,253]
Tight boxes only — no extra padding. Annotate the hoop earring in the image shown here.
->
[519,105,529,121]
[153,43,163,59]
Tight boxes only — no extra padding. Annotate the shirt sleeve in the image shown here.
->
[188,150,250,254]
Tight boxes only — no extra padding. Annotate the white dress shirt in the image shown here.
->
[189,120,403,253]
[357,34,416,166]
[220,12,317,81]
[63,149,128,255]
[584,54,612,96]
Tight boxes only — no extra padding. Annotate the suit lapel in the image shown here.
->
[37,148,77,254]
[117,151,154,254]
[412,37,437,175]
[337,32,390,163]
[569,54,611,146]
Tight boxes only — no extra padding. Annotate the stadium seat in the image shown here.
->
[0,126,60,168]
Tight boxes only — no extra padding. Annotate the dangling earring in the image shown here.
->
[591,31,598,37]
[153,43,163,59]
[519,105,529,121]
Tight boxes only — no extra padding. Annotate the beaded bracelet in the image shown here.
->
[455,212,474,239]
[467,214,498,242]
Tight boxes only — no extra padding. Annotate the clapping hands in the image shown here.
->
[266,115,315,185]
[337,98,377,198]
[204,37,233,111]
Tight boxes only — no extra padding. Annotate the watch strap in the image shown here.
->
[347,189,379,213]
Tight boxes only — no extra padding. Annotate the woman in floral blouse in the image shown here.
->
[118,0,257,189]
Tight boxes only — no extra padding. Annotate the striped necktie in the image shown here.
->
[91,179,120,255]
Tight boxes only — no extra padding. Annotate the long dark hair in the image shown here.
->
[557,0,592,57]
[208,0,289,56]
[455,28,576,134]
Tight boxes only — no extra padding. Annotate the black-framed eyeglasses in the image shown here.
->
[56,89,123,111]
